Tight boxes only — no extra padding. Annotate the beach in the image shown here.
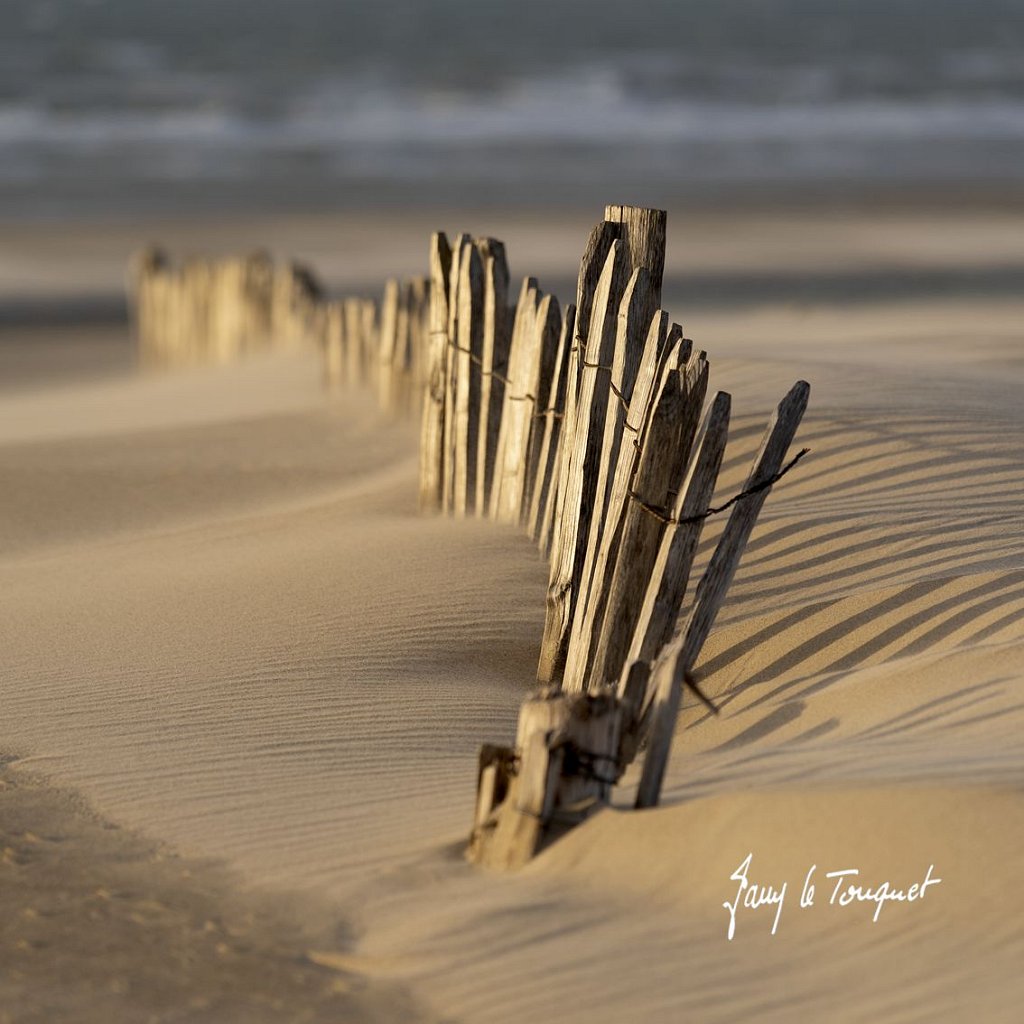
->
[2,200,1022,1021]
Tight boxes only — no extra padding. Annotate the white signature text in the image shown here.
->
[723,852,941,939]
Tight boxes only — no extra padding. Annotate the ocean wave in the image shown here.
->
[3,90,1024,153]
[4,2,1024,207]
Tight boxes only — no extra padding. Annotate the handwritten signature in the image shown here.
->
[723,852,942,940]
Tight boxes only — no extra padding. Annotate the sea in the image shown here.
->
[3,0,1024,218]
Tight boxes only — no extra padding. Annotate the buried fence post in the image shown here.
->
[468,688,626,871]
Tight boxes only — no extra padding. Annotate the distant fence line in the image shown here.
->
[133,248,432,419]
[133,249,321,367]
[130,204,810,871]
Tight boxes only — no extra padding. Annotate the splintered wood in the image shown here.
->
[468,688,623,871]
[130,204,811,872]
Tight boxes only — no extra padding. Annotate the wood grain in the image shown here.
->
[561,271,658,691]
[418,232,453,512]
[584,345,709,692]
[520,295,565,527]
[627,390,732,669]
[490,278,541,522]
[474,239,510,514]
[604,204,667,304]
[441,234,471,513]
[453,244,484,517]
[636,379,811,808]
[539,240,627,684]
[527,304,575,540]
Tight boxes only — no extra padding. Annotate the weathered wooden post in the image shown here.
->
[538,240,627,683]
[635,380,811,808]
[474,239,511,514]
[338,297,360,387]
[489,277,539,521]
[544,222,621,583]
[521,299,572,528]
[559,277,662,692]
[210,259,235,364]
[604,204,666,298]
[539,206,667,685]
[403,277,429,416]
[468,687,625,871]
[525,305,575,538]
[566,316,682,657]
[627,391,732,667]
[492,292,561,524]
[419,233,453,512]
[242,251,274,353]
[442,235,471,513]
[453,245,485,516]
[581,346,709,691]
[130,245,169,366]
[377,279,401,410]
[362,300,378,388]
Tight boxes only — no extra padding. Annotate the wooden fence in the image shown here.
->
[394,208,808,867]
[132,246,429,418]
[130,204,810,871]
[133,248,325,368]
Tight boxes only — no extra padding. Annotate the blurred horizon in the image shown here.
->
[3,0,1024,221]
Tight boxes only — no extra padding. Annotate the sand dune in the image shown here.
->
[2,356,544,900]
[3,210,1023,1021]
[332,307,1024,1023]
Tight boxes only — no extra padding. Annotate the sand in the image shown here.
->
[2,205,1023,1022]
[0,761,425,1024]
